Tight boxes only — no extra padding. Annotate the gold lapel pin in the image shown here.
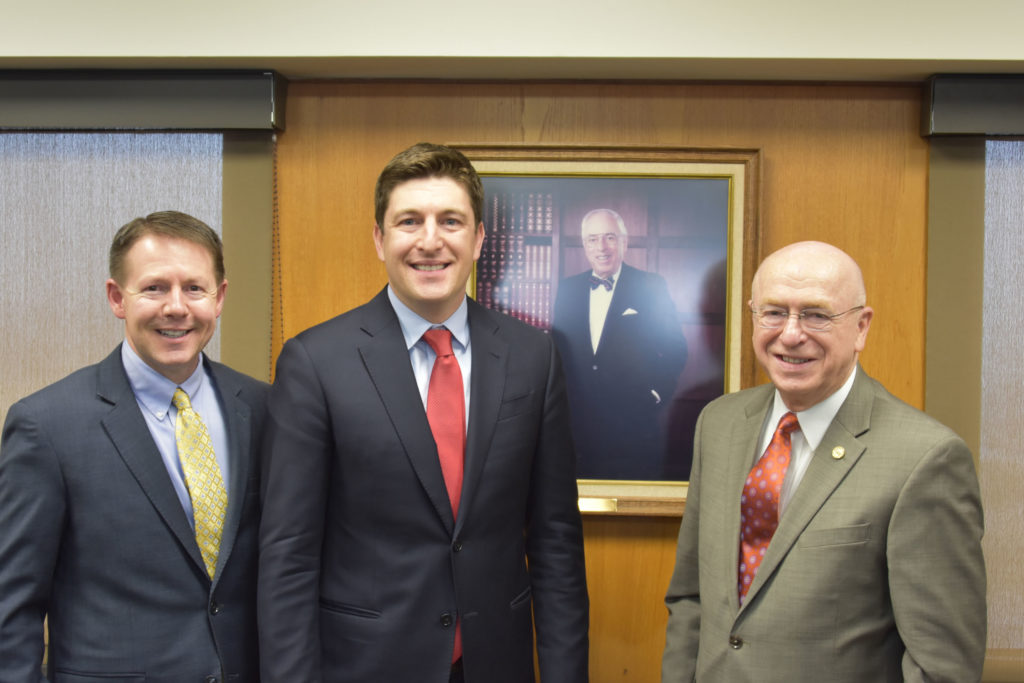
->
[831,446,846,460]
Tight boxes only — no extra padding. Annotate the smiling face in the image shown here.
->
[750,242,873,412]
[373,176,484,323]
[106,234,226,384]
[582,210,627,279]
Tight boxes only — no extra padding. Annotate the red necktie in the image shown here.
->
[738,411,799,603]
[423,328,466,516]
[422,328,465,663]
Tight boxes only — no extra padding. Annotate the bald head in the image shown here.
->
[750,241,873,412]
[752,241,866,309]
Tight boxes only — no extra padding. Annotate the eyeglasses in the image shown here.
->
[751,305,864,332]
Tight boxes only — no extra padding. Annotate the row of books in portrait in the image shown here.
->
[477,239,554,285]
[486,192,556,235]
[476,281,554,331]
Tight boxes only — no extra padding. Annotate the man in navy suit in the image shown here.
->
[258,143,589,683]
[552,208,688,480]
[0,211,268,682]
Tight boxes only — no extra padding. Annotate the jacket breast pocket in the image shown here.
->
[796,523,871,548]
[496,387,537,422]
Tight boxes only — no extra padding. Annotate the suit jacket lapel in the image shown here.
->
[458,300,507,534]
[208,359,253,583]
[97,348,208,577]
[740,369,873,608]
[357,291,456,532]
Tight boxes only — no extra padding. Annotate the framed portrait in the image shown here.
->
[457,145,760,515]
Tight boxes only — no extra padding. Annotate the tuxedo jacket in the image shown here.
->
[662,368,986,683]
[258,290,589,683]
[552,263,687,479]
[0,346,269,683]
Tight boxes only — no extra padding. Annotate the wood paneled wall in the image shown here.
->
[273,81,928,681]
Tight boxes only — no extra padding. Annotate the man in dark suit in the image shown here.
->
[662,241,986,682]
[258,143,589,683]
[0,211,268,682]
[552,208,687,480]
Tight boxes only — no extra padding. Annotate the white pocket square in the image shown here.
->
[622,308,638,316]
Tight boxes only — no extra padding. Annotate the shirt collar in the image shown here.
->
[120,341,208,420]
[386,286,470,351]
[770,365,858,450]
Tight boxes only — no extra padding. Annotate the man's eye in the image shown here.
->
[804,311,832,322]
[762,309,787,319]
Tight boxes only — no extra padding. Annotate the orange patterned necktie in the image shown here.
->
[421,328,466,663]
[172,388,227,580]
[738,411,799,603]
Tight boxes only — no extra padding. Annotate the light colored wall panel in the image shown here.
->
[0,132,221,424]
[982,140,1024,652]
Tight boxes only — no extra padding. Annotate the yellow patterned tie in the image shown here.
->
[172,388,227,579]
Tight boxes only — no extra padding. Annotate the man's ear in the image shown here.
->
[373,223,386,262]
[213,279,228,318]
[854,306,874,352]
[473,222,485,260]
[106,279,127,320]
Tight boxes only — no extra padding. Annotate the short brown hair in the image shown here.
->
[109,211,224,284]
[374,143,484,227]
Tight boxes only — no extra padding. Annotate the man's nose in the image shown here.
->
[778,313,806,341]
[162,288,188,314]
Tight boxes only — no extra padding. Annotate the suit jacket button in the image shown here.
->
[453,541,463,552]
[728,635,743,649]
[209,601,221,615]
[205,677,219,683]
[440,613,454,627]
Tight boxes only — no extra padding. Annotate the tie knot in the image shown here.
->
[422,328,454,357]
[776,411,799,436]
[589,274,614,291]
[172,387,193,411]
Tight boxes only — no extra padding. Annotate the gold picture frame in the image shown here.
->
[457,144,760,516]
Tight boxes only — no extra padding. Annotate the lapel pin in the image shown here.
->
[831,446,846,460]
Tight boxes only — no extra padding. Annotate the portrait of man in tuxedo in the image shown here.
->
[662,241,986,682]
[258,142,589,683]
[552,208,688,480]
[0,211,268,682]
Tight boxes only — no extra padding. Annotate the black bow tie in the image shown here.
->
[589,275,614,291]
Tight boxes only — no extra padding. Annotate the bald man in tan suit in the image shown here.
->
[662,241,986,682]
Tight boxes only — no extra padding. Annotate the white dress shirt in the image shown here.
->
[758,366,858,515]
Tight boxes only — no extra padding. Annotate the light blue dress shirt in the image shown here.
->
[120,342,231,526]
[386,286,471,429]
